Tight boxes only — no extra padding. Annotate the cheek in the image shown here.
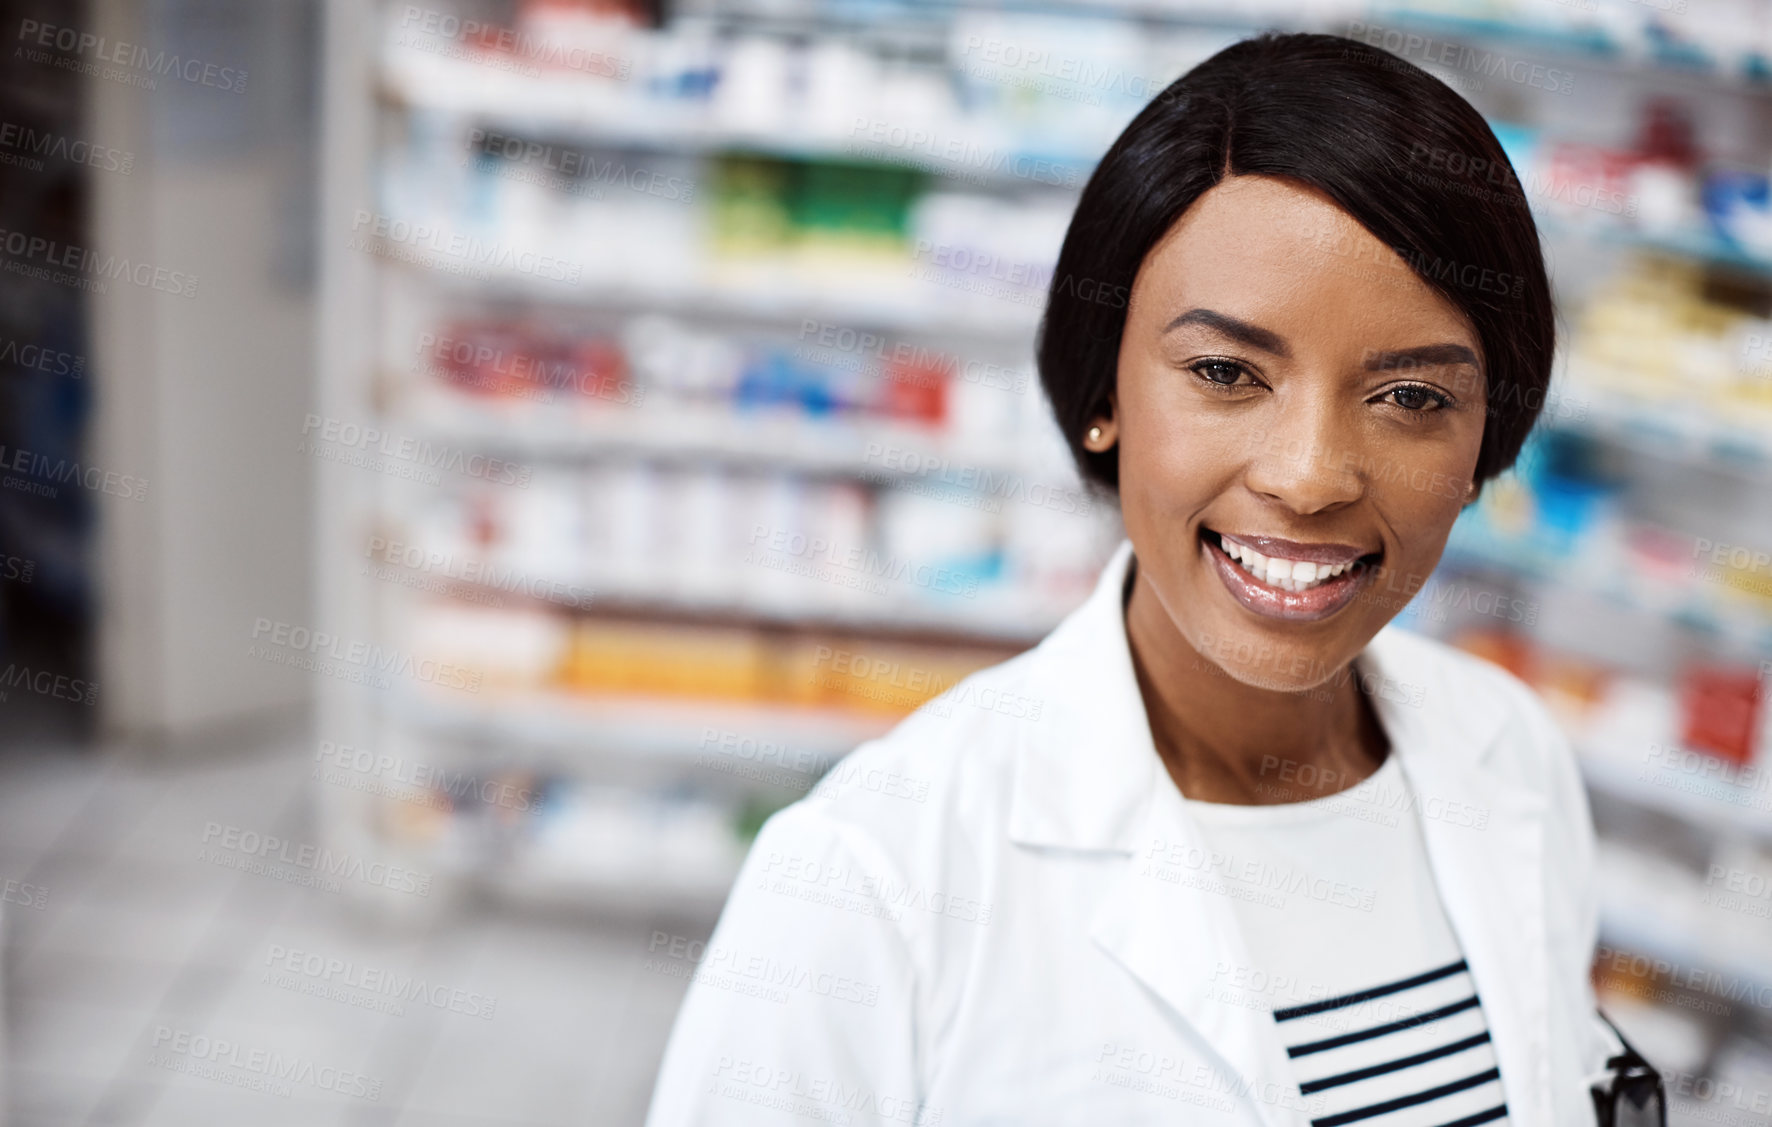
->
[1117,375,1255,507]
[1377,475,1469,562]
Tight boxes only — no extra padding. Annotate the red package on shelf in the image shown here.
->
[879,357,948,425]
[568,336,633,406]
[1678,665,1763,766]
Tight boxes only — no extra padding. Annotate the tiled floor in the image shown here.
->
[0,731,705,1127]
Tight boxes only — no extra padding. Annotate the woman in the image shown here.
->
[648,32,1617,1126]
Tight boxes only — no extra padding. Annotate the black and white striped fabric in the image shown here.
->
[1181,753,1512,1127]
[1275,957,1510,1127]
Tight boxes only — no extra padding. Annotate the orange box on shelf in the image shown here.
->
[556,619,765,701]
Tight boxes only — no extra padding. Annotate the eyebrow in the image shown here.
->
[1364,344,1480,371]
[1161,308,1291,358]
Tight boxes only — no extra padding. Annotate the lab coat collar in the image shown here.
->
[1009,540,1553,1127]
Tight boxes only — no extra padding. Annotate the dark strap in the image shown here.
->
[1590,1009,1666,1127]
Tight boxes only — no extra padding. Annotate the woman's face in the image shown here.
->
[1096,175,1487,692]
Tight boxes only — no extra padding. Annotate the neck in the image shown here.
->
[1123,566,1387,805]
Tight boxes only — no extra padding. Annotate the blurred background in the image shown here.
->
[3,0,1772,1122]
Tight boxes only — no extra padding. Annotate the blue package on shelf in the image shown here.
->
[1704,170,1772,257]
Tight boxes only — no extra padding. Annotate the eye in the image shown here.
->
[1381,383,1453,412]
[1190,359,1254,387]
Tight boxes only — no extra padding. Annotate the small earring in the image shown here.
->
[1087,425,1103,444]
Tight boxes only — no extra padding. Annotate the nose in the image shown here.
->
[1241,390,1365,515]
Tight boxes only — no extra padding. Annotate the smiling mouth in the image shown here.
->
[1200,528,1383,620]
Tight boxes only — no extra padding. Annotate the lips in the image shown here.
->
[1201,528,1381,621]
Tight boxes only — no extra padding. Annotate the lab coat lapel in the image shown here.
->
[1090,777,1316,1127]
[1366,640,1555,1127]
[1012,541,1311,1125]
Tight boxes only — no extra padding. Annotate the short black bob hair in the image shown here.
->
[1037,31,1554,494]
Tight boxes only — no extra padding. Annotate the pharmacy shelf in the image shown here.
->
[470,850,741,917]
[379,237,1047,343]
[1363,6,1772,88]
[401,391,1038,481]
[395,686,898,765]
[1438,547,1772,658]
[380,46,1105,187]
[1580,745,1772,842]
[1538,215,1772,280]
[403,569,1067,648]
[1596,908,1772,1010]
[1547,373,1772,476]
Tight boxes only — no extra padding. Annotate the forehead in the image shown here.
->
[1132,175,1477,348]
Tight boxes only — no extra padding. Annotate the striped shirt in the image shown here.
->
[1276,957,1509,1126]
[1184,753,1512,1127]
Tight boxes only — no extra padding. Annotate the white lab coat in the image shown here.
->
[646,540,1616,1126]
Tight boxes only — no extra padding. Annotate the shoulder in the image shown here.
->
[1371,624,1589,820]
[741,643,1046,922]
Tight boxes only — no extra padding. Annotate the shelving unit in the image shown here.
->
[318,0,1126,928]
[316,0,1772,1104]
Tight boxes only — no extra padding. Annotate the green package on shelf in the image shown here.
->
[789,160,925,241]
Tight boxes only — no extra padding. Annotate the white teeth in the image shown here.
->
[1217,536,1359,592]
